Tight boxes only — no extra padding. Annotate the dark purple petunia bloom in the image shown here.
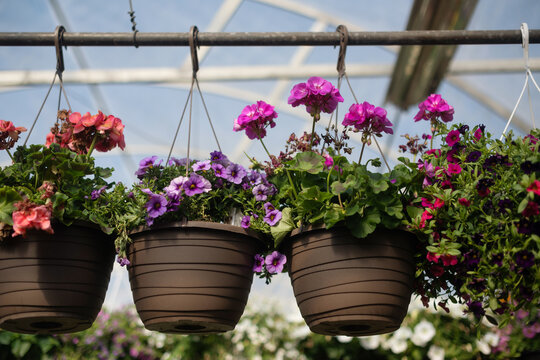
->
[183,174,212,196]
[264,251,287,274]
[498,198,512,213]
[253,254,265,272]
[252,184,269,201]
[493,253,504,266]
[465,151,482,163]
[515,250,535,268]
[464,250,480,270]
[224,163,247,184]
[458,124,469,134]
[209,151,229,165]
[241,215,251,229]
[520,160,540,174]
[517,219,532,234]
[145,193,168,219]
[467,301,485,318]
[467,278,486,292]
[264,209,282,226]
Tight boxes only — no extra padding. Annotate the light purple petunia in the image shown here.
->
[253,254,265,272]
[246,170,263,185]
[183,174,212,196]
[168,157,189,166]
[241,215,251,229]
[252,184,269,201]
[264,209,282,226]
[192,160,211,172]
[263,202,275,213]
[164,176,188,200]
[265,251,287,274]
[212,163,226,178]
[90,185,107,200]
[225,163,247,184]
[145,193,168,219]
[117,256,130,267]
[135,156,161,178]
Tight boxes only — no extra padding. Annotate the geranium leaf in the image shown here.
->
[330,181,347,195]
[324,204,345,228]
[0,187,22,225]
[271,208,295,248]
[289,152,325,174]
[347,209,380,238]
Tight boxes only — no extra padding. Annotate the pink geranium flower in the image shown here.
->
[342,101,393,138]
[11,202,53,237]
[414,94,454,123]
[287,76,343,116]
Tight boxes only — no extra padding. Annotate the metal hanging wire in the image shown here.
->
[501,23,540,139]
[24,25,71,146]
[165,26,222,173]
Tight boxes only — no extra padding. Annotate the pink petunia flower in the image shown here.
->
[445,130,461,147]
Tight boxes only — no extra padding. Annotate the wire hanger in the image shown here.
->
[501,23,540,139]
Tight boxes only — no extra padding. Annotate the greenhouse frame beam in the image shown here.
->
[0,29,539,47]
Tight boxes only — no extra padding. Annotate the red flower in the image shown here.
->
[426,252,440,263]
[430,264,444,277]
[419,210,433,228]
[522,201,540,217]
[458,198,471,207]
[527,180,540,196]
[441,254,458,266]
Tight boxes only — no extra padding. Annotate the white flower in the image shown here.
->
[427,345,445,360]
[483,332,500,347]
[336,335,353,343]
[387,337,408,354]
[392,326,412,340]
[411,320,436,346]
[476,339,491,355]
[360,335,381,350]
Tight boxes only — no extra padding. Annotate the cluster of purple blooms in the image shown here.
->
[342,101,393,139]
[253,251,287,274]
[233,100,278,140]
[287,76,344,116]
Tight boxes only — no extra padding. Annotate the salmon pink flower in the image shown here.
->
[0,120,27,150]
[11,202,53,237]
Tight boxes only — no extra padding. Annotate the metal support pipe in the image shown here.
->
[0,29,539,47]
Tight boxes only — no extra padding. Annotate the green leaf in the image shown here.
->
[12,339,31,358]
[368,173,389,194]
[289,152,325,174]
[271,208,295,248]
[0,331,11,345]
[324,204,345,228]
[0,187,22,225]
[330,181,347,195]
[406,205,423,220]
[347,209,381,238]
[518,197,529,213]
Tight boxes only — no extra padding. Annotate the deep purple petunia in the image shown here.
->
[464,250,480,270]
[209,151,229,165]
[241,215,251,229]
[466,151,482,163]
[467,301,485,318]
[493,253,504,266]
[225,163,247,184]
[253,254,265,272]
[264,209,282,226]
[183,174,212,196]
[515,250,535,268]
[264,251,287,274]
[145,193,168,219]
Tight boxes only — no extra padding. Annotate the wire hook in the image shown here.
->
[335,25,349,78]
[54,25,66,74]
[521,22,529,70]
[189,25,200,77]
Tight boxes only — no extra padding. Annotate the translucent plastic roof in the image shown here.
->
[0,0,539,310]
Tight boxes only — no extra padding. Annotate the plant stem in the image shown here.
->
[358,142,366,164]
[87,133,99,158]
[309,113,320,151]
[259,137,298,200]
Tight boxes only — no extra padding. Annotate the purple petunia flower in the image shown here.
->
[192,160,211,172]
[241,215,251,229]
[246,170,263,185]
[467,301,485,318]
[209,151,230,165]
[183,174,212,196]
[264,209,282,226]
[116,256,130,267]
[164,176,188,200]
[252,184,269,201]
[225,163,247,184]
[515,250,535,268]
[90,186,107,200]
[168,157,188,166]
[145,193,168,219]
[263,202,276,213]
[212,163,226,178]
[466,151,482,163]
[464,250,480,270]
[135,156,161,178]
[253,254,265,272]
[493,253,504,266]
[265,251,287,274]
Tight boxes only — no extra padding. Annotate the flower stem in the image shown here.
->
[259,137,298,200]
[358,142,366,164]
[87,133,99,157]
[309,113,320,151]
[5,148,14,163]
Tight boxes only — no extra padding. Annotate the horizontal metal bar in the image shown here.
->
[0,29,539,47]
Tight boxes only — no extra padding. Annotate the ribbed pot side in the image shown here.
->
[127,221,261,334]
[0,223,115,334]
[285,226,415,336]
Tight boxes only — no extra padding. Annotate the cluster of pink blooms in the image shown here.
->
[288,76,344,116]
[0,120,27,151]
[414,93,455,123]
[46,110,125,155]
[233,101,278,140]
[11,200,53,237]
[342,101,393,141]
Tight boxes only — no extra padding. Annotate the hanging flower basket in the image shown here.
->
[284,225,416,336]
[127,221,262,334]
[0,222,115,334]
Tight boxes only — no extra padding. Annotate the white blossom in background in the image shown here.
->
[386,336,408,354]
[392,326,412,341]
[476,339,491,355]
[427,345,445,360]
[336,335,353,343]
[411,320,436,346]
[359,335,381,350]
[483,332,500,347]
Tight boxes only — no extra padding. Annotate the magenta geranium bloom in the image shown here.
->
[183,174,211,196]
[288,76,343,115]
[233,100,278,140]
[343,101,392,137]
[414,94,454,123]
[264,251,287,274]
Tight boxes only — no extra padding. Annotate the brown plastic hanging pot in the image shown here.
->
[0,222,115,334]
[284,225,416,336]
[127,221,262,334]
